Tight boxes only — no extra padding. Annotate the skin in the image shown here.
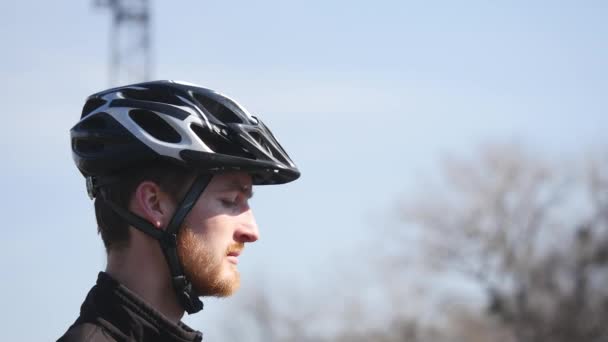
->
[106,171,259,323]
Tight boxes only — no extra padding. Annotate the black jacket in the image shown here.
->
[57,272,203,342]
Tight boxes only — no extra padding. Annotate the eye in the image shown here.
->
[220,198,238,208]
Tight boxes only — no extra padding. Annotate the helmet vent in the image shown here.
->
[249,131,289,164]
[129,109,182,143]
[81,98,107,118]
[249,132,271,154]
[193,93,243,123]
[190,124,254,158]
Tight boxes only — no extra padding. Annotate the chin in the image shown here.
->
[210,278,240,298]
[194,267,241,298]
[217,269,241,297]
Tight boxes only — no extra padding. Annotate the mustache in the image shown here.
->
[226,243,244,255]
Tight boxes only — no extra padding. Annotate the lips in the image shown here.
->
[227,249,242,265]
[226,243,244,265]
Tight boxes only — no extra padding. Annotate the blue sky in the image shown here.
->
[1,0,607,340]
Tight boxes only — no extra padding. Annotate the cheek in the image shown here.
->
[186,215,235,253]
[182,199,238,247]
[204,216,234,243]
[184,200,218,233]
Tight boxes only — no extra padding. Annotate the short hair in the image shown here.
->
[94,162,192,251]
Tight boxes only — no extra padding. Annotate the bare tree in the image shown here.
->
[399,144,608,342]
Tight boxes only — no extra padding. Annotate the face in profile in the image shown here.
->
[177,172,258,297]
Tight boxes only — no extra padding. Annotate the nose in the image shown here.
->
[234,210,259,243]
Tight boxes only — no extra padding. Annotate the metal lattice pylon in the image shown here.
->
[95,0,151,86]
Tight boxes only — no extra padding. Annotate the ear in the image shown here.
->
[129,181,176,230]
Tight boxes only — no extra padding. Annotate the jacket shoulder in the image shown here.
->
[57,322,120,342]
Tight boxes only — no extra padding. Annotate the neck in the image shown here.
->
[105,231,185,323]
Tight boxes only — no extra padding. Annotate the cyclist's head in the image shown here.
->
[71,80,299,312]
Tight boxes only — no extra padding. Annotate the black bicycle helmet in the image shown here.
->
[72,80,299,184]
[71,80,300,314]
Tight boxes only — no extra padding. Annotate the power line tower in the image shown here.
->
[95,0,152,86]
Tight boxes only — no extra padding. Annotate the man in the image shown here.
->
[58,80,300,341]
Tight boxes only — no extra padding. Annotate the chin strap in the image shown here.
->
[93,173,212,314]
[162,173,212,313]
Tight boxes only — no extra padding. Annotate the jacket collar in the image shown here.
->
[82,272,203,342]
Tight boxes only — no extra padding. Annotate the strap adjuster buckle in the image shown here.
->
[86,176,98,200]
